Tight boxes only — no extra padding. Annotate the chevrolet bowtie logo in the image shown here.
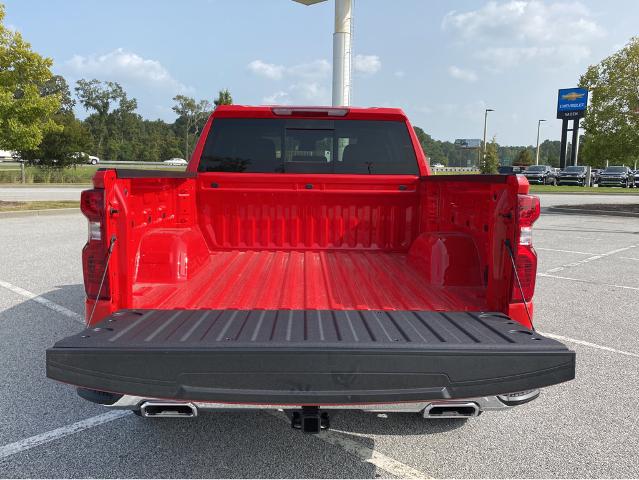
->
[562,92,586,101]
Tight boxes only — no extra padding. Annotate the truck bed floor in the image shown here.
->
[133,250,487,311]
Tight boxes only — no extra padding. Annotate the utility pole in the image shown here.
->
[482,108,494,160]
[535,119,546,165]
[293,0,352,106]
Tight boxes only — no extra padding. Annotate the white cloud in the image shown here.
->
[354,54,381,74]
[248,60,285,80]
[64,48,190,92]
[250,58,332,105]
[263,91,290,104]
[248,59,330,81]
[448,65,478,82]
[442,1,604,70]
[287,59,331,79]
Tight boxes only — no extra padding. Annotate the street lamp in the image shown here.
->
[293,0,352,106]
[535,119,546,165]
[482,108,494,159]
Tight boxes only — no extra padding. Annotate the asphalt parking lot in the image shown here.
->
[1,197,638,478]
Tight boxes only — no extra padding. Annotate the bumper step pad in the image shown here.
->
[47,310,575,404]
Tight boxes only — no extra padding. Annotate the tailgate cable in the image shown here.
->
[87,235,117,326]
[505,240,535,331]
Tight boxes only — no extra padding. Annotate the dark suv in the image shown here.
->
[558,166,590,186]
[598,166,634,188]
[523,165,557,185]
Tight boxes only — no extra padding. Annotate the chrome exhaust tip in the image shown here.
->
[423,402,480,419]
[139,402,197,418]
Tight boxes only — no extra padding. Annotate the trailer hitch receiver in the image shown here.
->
[291,406,330,433]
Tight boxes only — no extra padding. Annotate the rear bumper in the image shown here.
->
[99,391,539,414]
[47,309,575,405]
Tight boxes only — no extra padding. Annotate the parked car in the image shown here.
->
[597,166,634,188]
[497,165,524,174]
[522,165,557,185]
[557,165,590,186]
[591,169,601,185]
[46,105,574,432]
[164,157,188,166]
[634,170,639,188]
[73,152,100,165]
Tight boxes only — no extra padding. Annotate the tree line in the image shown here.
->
[413,126,562,168]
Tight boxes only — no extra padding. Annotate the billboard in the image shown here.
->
[557,88,588,119]
[454,139,482,149]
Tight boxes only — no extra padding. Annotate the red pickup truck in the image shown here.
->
[47,105,574,432]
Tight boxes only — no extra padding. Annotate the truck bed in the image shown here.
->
[47,309,575,404]
[133,250,488,311]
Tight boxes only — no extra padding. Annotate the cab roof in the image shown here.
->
[212,105,409,122]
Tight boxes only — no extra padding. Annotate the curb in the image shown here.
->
[0,208,80,219]
[548,206,639,218]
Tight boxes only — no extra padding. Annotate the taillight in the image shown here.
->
[511,194,540,302]
[81,189,110,299]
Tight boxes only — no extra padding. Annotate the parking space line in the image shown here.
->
[0,411,130,460]
[543,244,638,274]
[536,247,599,255]
[538,273,639,291]
[266,412,430,479]
[0,280,84,323]
[619,256,639,261]
[540,332,639,359]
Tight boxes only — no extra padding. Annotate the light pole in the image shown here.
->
[535,119,546,165]
[293,0,352,106]
[482,108,494,160]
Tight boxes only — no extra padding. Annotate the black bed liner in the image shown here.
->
[46,310,575,404]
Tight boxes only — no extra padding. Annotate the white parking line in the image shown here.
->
[0,280,84,323]
[536,247,599,255]
[0,411,130,460]
[540,332,639,359]
[544,244,638,274]
[267,412,430,479]
[619,256,639,261]
[538,273,639,291]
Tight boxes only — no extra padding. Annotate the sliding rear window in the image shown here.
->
[198,118,419,174]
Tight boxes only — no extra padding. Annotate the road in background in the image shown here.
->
[0,187,87,202]
[2,185,639,206]
[0,200,638,478]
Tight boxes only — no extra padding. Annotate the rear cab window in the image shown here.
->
[198,118,419,175]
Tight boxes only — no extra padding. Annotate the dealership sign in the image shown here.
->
[557,88,589,119]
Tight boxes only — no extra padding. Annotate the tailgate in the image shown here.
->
[47,309,575,404]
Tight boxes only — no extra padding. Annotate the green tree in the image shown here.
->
[214,88,233,107]
[172,95,212,159]
[18,111,92,168]
[579,37,639,167]
[0,4,60,151]
[514,148,534,166]
[413,126,447,166]
[40,75,75,115]
[480,138,499,174]
[75,79,131,156]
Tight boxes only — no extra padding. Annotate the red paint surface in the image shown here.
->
[82,106,537,328]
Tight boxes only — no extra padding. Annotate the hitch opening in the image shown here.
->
[291,406,330,433]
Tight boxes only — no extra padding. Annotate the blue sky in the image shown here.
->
[4,0,638,145]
